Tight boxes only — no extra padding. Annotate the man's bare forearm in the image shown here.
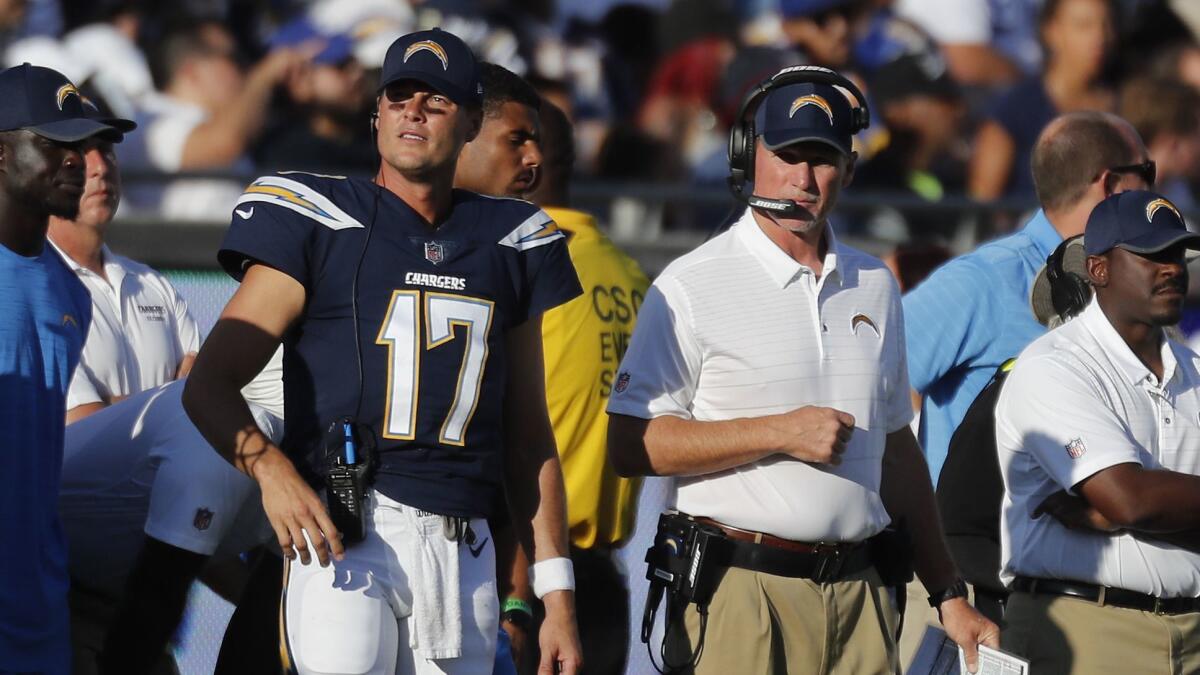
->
[608,413,775,477]
[183,340,278,478]
[608,406,853,478]
[504,437,570,563]
[879,428,958,592]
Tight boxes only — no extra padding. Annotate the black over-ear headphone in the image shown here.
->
[727,65,870,214]
[1046,234,1091,321]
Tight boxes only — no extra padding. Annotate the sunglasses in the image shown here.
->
[1107,159,1157,187]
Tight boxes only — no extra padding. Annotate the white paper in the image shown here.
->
[958,643,1030,675]
[906,624,1030,675]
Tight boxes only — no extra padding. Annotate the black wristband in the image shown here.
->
[501,609,533,631]
[928,578,969,608]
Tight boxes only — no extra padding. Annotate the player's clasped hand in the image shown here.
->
[771,406,856,465]
[254,450,345,566]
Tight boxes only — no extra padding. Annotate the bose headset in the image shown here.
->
[1045,234,1092,321]
[726,65,871,216]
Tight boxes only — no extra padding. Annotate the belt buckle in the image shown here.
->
[1154,597,1166,615]
[813,543,844,583]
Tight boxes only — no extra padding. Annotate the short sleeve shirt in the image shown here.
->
[607,212,912,542]
[219,173,582,518]
[51,242,200,409]
[904,210,1060,480]
[997,299,1200,596]
[0,243,90,671]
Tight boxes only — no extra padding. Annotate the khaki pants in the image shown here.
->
[897,577,941,671]
[664,565,898,675]
[1002,591,1200,675]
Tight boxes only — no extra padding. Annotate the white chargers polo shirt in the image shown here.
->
[607,211,913,542]
[50,242,200,410]
[997,298,1200,597]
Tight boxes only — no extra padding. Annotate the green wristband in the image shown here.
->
[502,597,533,617]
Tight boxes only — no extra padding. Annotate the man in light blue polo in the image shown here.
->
[0,63,129,675]
[898,110,1151,663]
[906,110,1151,482]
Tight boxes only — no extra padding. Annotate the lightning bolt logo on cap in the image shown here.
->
[55,83,79,111]
[788,94,834,125]
[1146,197,1182,223]
[403,40,449,71]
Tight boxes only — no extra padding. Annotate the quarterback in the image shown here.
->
[184,28,584,675]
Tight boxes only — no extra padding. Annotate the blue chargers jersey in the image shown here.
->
[219,172,582,517]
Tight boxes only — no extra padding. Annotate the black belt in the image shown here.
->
[722,534,873,582]
[1012,576,1200,615]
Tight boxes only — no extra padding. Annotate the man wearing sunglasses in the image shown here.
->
[899,110,1152,667]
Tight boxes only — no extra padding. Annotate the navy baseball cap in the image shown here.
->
[0,64,131,142]
[1084,190,1200,255]
[377,28,482,107]
[755,81,856,156]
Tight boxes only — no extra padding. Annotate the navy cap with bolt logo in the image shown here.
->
[0,63,133,143]
[377,28,482,107]
[755,81,857,156]
[1084,190,1200,256]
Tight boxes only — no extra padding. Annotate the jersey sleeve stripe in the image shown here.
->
[235,175,364,230]
[497,210,565,251]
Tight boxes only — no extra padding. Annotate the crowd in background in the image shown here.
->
[0,0,1198,239]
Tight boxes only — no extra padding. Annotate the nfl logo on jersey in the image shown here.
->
[425,241,445,265]
[193,507,214,531]
[1065,438,1086,459]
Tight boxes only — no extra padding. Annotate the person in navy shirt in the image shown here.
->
[184,29,584,675]
[0,63,130,675]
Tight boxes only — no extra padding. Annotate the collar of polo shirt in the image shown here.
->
[736,210,848,289]
[46,239,127,289]
[1079,297,1181,387]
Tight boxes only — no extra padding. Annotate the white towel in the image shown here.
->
[407,512,463,659]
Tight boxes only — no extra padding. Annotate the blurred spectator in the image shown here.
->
[778,0,868,69]
[253,19,374,175]
[1119,76,1200,211]
[637,35,733,174]
[884,240,952,294]
[692,45,802,185]
[969,0,1117,202]
[5,4,152,121]
[895,0,1036,86]
[1149,40,1200,92]
[120,19,308,219]
[857,50,967,235]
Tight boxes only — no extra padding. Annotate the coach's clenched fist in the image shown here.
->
[768,406,855,464]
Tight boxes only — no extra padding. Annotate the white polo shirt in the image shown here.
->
[607,211,913,542]
[59,376,282,599]
[997,298,1200,597]
[50,241,200,410]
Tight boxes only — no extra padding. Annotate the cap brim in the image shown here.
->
[1116,230,1200,254]
[97,117,136,134]
[377,72,478,106]
[760,129,851,155]
[25,118,124,143]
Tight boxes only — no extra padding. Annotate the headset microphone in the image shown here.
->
[745,193,800,215]
[724,65,869,220]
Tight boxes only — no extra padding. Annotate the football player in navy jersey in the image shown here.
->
[184,28,584,675]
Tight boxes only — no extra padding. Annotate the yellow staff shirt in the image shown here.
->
[541,207,650,549]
